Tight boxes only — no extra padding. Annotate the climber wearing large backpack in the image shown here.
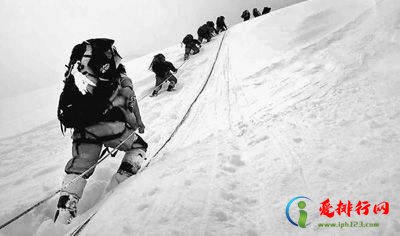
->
[182,34,201,61]
[55,38,147,224]
[207,21,218,36]
[262,7,271,15]
[150,54,178,96]
[253,8,261,17]
[216,16,228,33]
[197,24,212,43]
[241,10,251,21]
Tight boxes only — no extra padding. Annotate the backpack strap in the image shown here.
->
[73,125,127,143]
[80,39,118,82]
[100,147,118,157]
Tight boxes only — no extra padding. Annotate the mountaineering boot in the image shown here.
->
[105,149,146,192]
[167,81,176,91]
[54,194,79,224]
[54,174,87,224]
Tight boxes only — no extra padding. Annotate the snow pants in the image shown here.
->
[154,72,177,93]
[184,45,200,60]
[198,34,211,43]
[216,26,226,33]
[64,122,148,179]
[56,121,147,223]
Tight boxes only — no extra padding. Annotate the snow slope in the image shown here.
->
[1,0,400,235]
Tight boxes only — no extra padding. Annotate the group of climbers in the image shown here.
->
[146,15,229,97]
[53,6,272,225]
[148,16,228,96]
[182,16,227,61]
[242,6,271,21]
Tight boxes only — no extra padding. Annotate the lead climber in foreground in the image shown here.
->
[55,38,147,224]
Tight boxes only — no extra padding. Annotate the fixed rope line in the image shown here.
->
[0,131,136,230]
[2,32,227,232]
[0,55,190,230]
[71,32,227,235]
[146,32,227,166]
[1,55,190,230]
[138,61,187,102]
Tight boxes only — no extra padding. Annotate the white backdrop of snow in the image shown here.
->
[0,0,400,235]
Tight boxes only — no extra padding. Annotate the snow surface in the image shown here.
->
[1,0,400,235]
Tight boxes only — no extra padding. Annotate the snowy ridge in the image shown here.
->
[1,0,400,235]
[77,0,400,235]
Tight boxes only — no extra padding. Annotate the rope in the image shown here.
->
[1,32,226,232]
[0,56,190,230]
[0,131,136,230]
[146,32,226,166]
[71,32,227,235]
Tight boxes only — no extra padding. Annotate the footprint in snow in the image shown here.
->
[221,166,236,173]
[147,187,160,196]
[293,138,303,143]
[243,197,258,206]
[151,135,161,143]
[228,182,238,190]
[137,204,149,211]
[213,211,228,222]
[248,135,269,146]
[220,191,237,201]
[229,155,245,167]
[247,229,259,236]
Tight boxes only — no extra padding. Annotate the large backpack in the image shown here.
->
[57,38,123,132]
[198,24,209,37]
[182,34,194,45]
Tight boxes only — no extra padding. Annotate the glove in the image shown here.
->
[111,87,135,110]
[137,120,145,133]
[120,108,137,129]
[119,87,133,98]
[111,95,126,108]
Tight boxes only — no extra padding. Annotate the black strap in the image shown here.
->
[75,125,127,143]
[60,122,66,135]
[100,147,118,158]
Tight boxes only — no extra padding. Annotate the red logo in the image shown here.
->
[319,198,389,218]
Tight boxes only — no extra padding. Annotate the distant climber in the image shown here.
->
[149,54,178,96]
[207,21,218,36]
[55,38,147,224]
[216,16,228,33]
[241,10,251,21]
[197,24,212,43]
[262,7,271,15]
[253,8,261,17]
[182,34,201,61]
